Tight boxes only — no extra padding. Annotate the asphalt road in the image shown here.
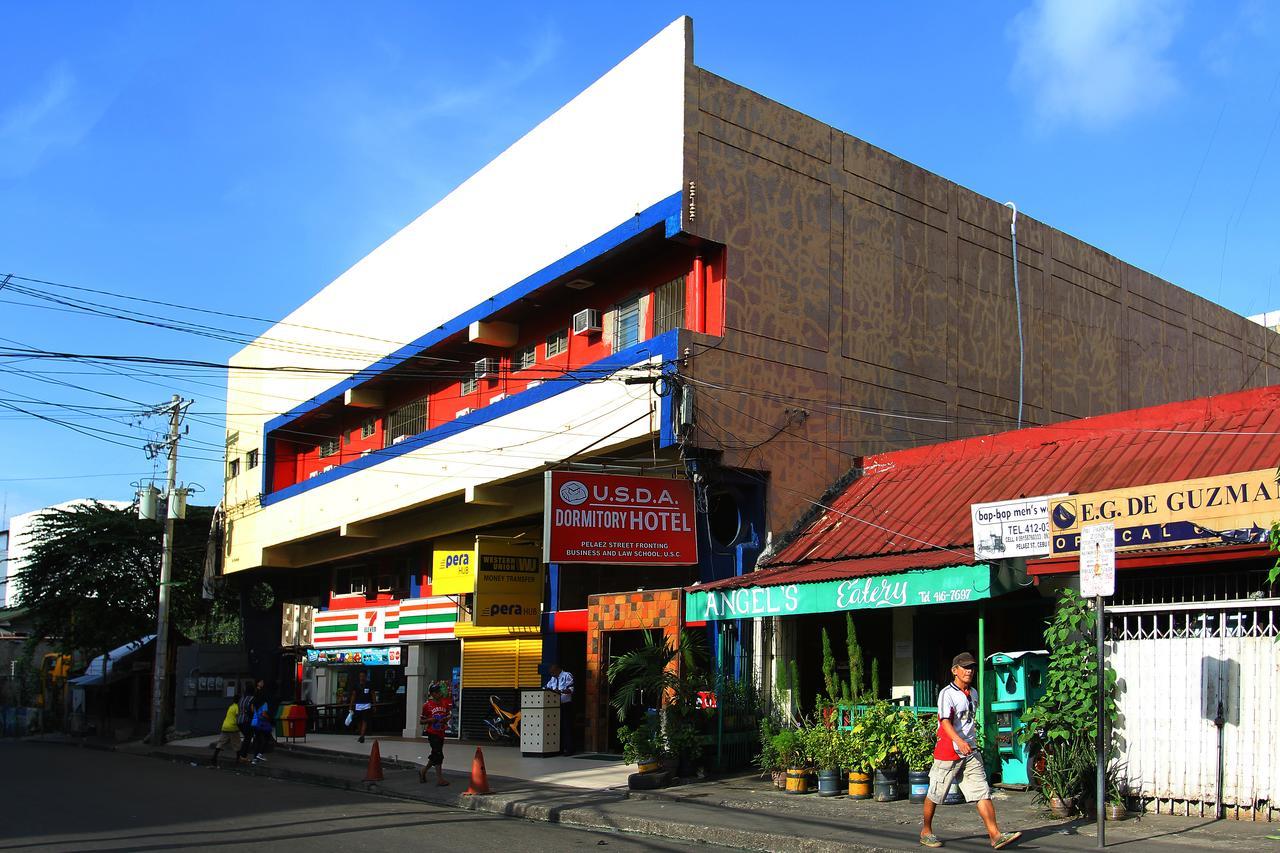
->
[0,741,713,852]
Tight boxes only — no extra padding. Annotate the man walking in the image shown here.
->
[545,662,574,755]
[349,670,374,744]
[418,681,452,786]
[920,652,1020,850]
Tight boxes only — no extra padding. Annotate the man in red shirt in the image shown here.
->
[418,681,452,786]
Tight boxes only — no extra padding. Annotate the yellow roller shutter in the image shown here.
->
[462,638,543,689]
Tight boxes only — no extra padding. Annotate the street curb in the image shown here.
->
[139,746,900,853]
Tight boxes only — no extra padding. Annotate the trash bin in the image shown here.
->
[282,703,307,742]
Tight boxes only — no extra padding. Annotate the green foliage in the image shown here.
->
[755,716,782,773]
[821,628,840,705]
[845,613,864,704]
[14,502,237,661]
[868,658,880,701]
[607,629,709,721]
[771,728,805,768]
[856,702,913,771]
[1268,520,1280,587]
[804,722,841,770]
[837,728,868,773]
[1034,738,1093,805]
[617,722,663,765]
[1018,588,1117,747]
[902,712,937,772]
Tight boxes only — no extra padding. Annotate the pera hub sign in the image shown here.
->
[544,471,698,565]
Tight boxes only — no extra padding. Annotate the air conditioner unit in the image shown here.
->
[526,380,543,389]
[455,407,475,419]
[308,470,319,479]
[474,357,501,380]
[392,434,409,445]
[572,308,602,335]
[360,449,372,457]
[322,465,335,473]
[489,393,506,404]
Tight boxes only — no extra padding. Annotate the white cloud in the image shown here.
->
[0,62,108,179]
[1010,0,1185,129]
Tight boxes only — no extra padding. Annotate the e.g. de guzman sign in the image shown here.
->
[685,563,995,622]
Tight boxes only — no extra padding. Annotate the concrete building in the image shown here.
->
[220,19,1280,750]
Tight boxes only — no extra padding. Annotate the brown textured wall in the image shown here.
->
[681,68,1280,535]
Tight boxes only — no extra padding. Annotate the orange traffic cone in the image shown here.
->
[463,746,491,795]
[363,739,384,782]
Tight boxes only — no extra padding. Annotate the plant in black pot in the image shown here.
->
[903,711,936,804]
[1105,762,1129,821]
[860,702,904,801]
[807,724,843,797]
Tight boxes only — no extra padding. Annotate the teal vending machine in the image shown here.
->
[986,651,1049,786]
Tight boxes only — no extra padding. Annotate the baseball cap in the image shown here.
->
[952,652,977,668]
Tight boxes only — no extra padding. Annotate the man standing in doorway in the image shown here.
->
[349,670,375,744]
[920,652,1020,850]
[545,662,574,755]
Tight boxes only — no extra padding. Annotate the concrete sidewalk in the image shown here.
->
[34,734,1280,852]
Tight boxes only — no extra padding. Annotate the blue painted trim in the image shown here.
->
[260,330,680,506]
[548,563,560,612]
[263,191,683,435]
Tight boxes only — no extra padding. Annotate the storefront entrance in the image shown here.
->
[602,629,651,751]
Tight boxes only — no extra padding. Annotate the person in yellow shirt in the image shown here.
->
[211,697,244,768]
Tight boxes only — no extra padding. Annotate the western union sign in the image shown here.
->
[1048,467,1280,556]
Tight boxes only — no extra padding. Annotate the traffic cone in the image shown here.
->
[463,747,491,795]
[363,739,384,782]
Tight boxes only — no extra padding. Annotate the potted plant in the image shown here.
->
[842,724,872,799]
[1105,763,1129,821]
[807,724,843,797]
[1035,741,1086,818]
[618,722,663,774]
[903,711,936,804]
[860,702,904,801]
[756,717,787,789]
[778,727,810,794]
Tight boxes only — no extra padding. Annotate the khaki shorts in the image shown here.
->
[926,752,991,803]
[215,730,242,751]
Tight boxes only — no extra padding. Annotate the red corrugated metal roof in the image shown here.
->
[696,551,963,592]
[767,384,1280,574]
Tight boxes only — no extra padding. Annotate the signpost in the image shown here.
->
[1079,522,1115,848]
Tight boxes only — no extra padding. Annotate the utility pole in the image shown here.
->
[147,394,189,746]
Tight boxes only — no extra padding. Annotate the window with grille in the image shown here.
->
[226,458,240,479]
[546,328,568,358]
[615,295,641,349]
[515,344,536,371]
[653,275,686,336]
[319,437,340,458]
[384,397,428,447]
[360,418,376,439]
[460,376,477,395]
[246,448,259,470]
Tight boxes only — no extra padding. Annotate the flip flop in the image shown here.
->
[920,834,943,848]
[437,779,450,786]
[992,831,1022,850]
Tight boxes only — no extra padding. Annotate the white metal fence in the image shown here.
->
[1108,602,1280,820]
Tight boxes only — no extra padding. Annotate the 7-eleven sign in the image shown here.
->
[362,609,383,644]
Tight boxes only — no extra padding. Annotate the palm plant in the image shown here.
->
[607,629,709,721]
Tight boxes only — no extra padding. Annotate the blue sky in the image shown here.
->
[1,1,1278,520]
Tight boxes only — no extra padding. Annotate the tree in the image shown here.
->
[14,501,237,664]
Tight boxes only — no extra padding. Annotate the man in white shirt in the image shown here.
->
[545,662,574,755]
[921,652,1020,850]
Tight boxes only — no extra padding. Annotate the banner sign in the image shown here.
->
[544,471,698,565]
[971,494,1064,559]
[306,646,403,666]
[1049,468,1280,556]
[473,552,544,627]
[311,596,457,648]
[1079,523,1115,598]
[431,536,477,596]
[685,563,994,622]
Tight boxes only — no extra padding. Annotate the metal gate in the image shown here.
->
[1108,601,1280,820]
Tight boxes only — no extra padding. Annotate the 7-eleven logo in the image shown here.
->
[363,610,380,643]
